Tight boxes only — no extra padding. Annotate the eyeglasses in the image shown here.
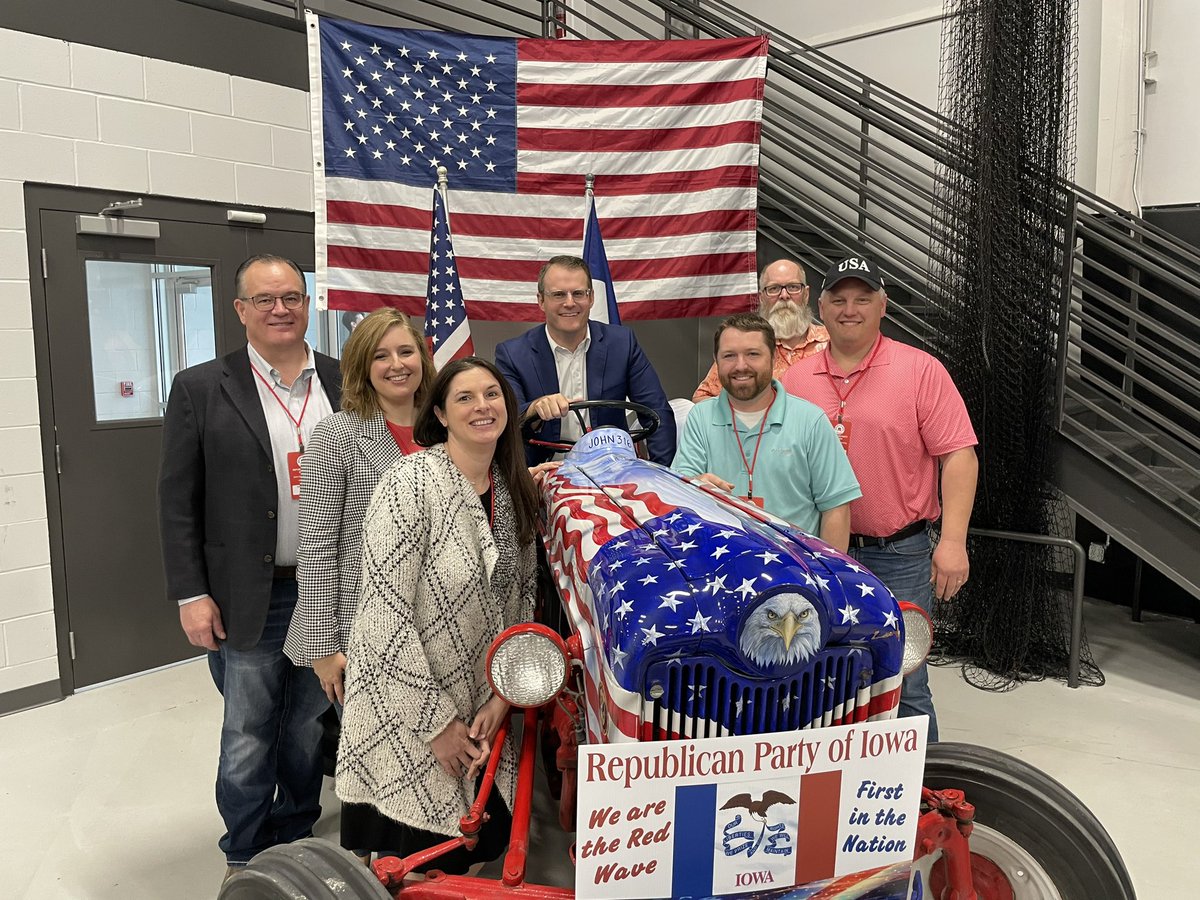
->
[242,292,306,311]
[762,283,807,296]
[543,289,592,303]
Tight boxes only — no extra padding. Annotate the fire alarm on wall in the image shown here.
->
[120,381,135,397]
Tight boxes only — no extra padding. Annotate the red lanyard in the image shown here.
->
[825,336,883,424]
[729,388,775,499]
[252,366,312,451]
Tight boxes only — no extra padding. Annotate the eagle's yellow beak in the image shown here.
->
[770,611,800,649]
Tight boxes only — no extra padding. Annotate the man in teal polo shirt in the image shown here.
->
[673,313,860,551]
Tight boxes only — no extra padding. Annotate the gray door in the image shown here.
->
[37,201,315,689]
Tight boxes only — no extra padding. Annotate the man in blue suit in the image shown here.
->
[495,255,676,466]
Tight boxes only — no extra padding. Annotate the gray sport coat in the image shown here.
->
[158,345,342,650]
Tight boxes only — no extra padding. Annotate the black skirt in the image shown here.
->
[340,777,513,875]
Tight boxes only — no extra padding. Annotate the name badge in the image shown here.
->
[832,417,852,452]
[288,451,303,500]
[742,495,765,509]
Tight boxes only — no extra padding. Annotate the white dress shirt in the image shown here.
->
[547,326,591,444]
[246,342,335,565]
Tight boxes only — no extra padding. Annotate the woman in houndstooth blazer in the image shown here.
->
[283,309,434,705]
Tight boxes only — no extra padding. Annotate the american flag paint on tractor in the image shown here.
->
[540,429,906,746]
[307,14,768,320]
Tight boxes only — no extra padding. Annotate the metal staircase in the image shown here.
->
[1056,192,1200,596]
[260,0,1200,597]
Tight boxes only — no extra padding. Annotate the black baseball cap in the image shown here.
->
[821,256,884,292]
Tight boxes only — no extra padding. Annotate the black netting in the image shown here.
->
[927,0,1102,688]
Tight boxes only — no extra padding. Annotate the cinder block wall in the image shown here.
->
[0,26,314,699]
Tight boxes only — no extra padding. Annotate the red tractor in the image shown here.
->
[223,412,1134,900]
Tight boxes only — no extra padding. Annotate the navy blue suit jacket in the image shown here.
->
[494,321,676,466]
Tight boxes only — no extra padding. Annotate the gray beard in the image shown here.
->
[764,301,813,342]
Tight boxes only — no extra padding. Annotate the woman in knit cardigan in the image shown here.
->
[336,357,542,873]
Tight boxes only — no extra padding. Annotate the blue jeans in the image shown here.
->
[849,529,939,742]
[207,580,330,865]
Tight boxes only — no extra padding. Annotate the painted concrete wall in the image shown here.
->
[1140,0,1200,206]
[0,26,313,697]
[733,0,1151,209]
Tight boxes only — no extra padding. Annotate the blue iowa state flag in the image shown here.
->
[672,772,842,898]
[583,193,620,325]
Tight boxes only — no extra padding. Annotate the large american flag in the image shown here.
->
[307,14,768,320]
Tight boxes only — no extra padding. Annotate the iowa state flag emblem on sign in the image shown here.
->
[576,718,928,900]
[674,771,842,897]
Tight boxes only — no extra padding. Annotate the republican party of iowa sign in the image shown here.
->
[576,717,928,899]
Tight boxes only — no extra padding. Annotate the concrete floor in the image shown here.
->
[1,598,1195,899]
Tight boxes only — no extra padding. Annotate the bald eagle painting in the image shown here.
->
[739,592,823,668]
[721,789,796,822]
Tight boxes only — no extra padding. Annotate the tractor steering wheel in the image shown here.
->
[525,399,661,451]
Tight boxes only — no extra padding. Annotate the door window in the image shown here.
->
[303,270,354,357]
[85,261,215,422]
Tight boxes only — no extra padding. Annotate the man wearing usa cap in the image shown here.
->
[782,255,978,741]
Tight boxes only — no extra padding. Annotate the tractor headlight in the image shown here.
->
[486,623,569,708]
[898,602,933,676]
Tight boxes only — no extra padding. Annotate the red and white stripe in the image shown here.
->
[431,319,473,370]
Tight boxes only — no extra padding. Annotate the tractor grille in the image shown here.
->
[643,647,870,740]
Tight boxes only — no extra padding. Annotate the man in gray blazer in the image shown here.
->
[158,255,340,873]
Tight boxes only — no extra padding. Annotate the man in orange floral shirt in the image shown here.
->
[692,258,829,401]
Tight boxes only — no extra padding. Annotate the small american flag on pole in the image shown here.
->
[423,180,474,368]
[306,13,768,320]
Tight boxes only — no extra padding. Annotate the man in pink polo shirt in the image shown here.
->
[782,255,978,741]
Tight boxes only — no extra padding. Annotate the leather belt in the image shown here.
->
[848,520,928,550]
[273,565,297,580]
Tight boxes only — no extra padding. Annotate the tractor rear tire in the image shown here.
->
[218,838,392,900]
[924,742,1135,899]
